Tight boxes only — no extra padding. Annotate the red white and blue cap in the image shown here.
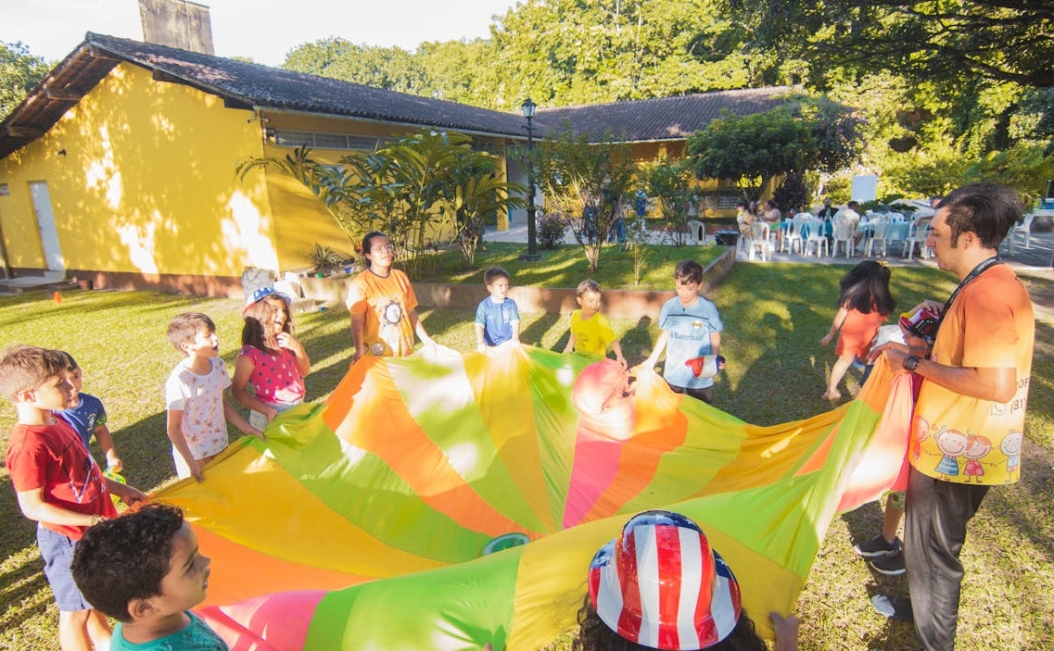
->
[588,510,742,650]
[243,287,289,314]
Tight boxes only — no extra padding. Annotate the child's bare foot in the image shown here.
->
[822,390,841,401]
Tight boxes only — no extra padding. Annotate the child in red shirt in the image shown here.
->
[2,345,144,651]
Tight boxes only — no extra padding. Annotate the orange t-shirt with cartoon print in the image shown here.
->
[910,264,1033,485]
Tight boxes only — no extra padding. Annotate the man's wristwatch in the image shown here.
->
[903,354,922,373]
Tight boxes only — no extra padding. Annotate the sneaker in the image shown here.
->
[870,551,906,576]
[871,594,914,623]
[854,535,901,558]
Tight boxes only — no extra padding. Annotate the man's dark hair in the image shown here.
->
[71,504,185,621]
[674,260,704,285]
[938,183,1022,249]
[483,266,511,286]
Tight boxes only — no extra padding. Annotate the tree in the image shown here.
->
[643,159,699,246]
[724,0,1054,89]
[283,37,427,95]
[238,132,523,276]
[531,125,637,272]
[0,41,49,118]
[487,0,785,110]
[688,109,810,199]
[688,100,864,199]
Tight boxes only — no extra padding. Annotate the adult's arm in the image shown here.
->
[408,309,435,346]
[880,346,1017,403]
[350,312,367,361]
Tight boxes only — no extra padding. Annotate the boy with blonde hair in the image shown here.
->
[165,313,262,483]
[2,345,145,651]
[563,280,627,368]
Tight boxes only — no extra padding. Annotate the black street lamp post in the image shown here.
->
[519,97,541,262]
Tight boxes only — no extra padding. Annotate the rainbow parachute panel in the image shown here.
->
[153,346,912,651]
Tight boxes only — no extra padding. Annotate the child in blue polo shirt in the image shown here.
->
[474,266,521,352]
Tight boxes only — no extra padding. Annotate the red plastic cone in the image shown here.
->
[53,290,62,303]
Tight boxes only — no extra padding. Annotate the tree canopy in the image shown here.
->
[0,41,49,118]
[688,100,865,199]
[724,0,1054,89]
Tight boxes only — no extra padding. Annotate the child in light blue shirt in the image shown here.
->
[474,266,521,352]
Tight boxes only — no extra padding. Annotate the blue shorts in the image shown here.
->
[37,524,91,612]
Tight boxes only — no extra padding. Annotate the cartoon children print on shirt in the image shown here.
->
[1001,430,1023,482]
[912,416,930,462]
[962,434,992,483]
[933,426,968,479]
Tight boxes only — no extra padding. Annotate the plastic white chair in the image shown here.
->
[803,218,829,257]
[832,218,856,257]
[687,219,707,246]
[748,222,772,261]
[904,218,932,260]
[1004,211,1046,252]
[887,212,906,223]
[781,217,805,254]
[865,221,892,257]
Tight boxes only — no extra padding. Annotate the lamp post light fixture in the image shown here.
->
[519,97,541,262]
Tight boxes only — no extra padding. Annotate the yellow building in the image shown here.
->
[0,33,794,296]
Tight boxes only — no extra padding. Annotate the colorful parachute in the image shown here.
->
[153,345,912,651]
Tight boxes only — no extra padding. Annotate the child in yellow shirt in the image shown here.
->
[563,280,627,368]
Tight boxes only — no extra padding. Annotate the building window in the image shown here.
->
[273,129,387,152]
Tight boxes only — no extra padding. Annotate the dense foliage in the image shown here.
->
[0,41,49,118]
[530,126,637,272]
[724,0,1054,89]
[237,132,524,276]
[688,99,865,200]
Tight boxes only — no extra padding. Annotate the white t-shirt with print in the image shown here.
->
[165,357,231,477]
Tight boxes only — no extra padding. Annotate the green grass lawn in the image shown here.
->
[1,257,1051,651]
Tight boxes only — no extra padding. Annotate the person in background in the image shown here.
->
[819,261,896,401]
[762,200,783,248]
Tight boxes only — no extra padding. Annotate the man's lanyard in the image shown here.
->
[934,255,1003,337]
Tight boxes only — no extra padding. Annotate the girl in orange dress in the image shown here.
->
[819,260,896,400]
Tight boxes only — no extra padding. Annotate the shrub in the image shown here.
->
[538,214,567,250]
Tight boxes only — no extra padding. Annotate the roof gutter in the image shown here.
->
[254,106,530,142]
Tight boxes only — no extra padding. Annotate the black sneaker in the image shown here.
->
[854,535,902,558]
[871,594,914,623]
[870,551,906,576]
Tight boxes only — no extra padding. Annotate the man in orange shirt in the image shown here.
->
[870,183,1034,651]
